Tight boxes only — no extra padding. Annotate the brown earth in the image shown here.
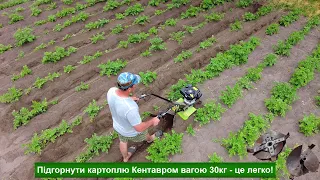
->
[1,1,319,180]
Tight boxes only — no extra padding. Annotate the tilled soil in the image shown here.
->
[1,1,319,180]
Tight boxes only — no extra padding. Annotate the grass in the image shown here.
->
[271,0,320,17]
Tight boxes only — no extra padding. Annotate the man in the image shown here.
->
[107,72,162,162]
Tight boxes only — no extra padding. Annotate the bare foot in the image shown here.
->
[123,146,136,162]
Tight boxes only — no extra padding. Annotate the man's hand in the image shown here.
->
[152,117,160,126]
[131,97,139,101]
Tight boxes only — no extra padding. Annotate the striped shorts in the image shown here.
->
[117,130,148,143]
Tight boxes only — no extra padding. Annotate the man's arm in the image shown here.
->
[133,117,159,132]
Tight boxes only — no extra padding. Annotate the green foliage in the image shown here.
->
[197,36,216,51]
[13,99,49,129]
[80,51,102,64]
[23,117,83,154]
[316,96,320,106]
[265,82,297,117]
[139,71,157,86]
[0,44,12,54]
[85,18,110,30]
[149,37,166,51]
[14,27,36,46]
[195,101,226,126]
[141,111,151,120]
[230,20,242,31]
[31,6,42,16]
[55,7,76,18]
[204,12,224,22]
[236,0,253,8]
[47,2,57,10]
[63,65,76,73]
[149,0,168,6]
[256,5,273,16]
[185,69,213,85]
[245,67,263,82]
[42,46,77,63]
[134,15,150,25]
[124,3,144,16]
[181,5,201,19]
[0,87,23,103]
[299,114,320,136]
[75,82,89,92]
[111,24,124,34]
[84,100,103,121]
[148,26,158,35]
[76,132,117,162]
[186,124,195,136]
[9,12,24,24]
[103,0,120,12]
[243,12,257,21]
[169,31,185,44]
[273,40,292,56]
[54,12,89,31]
[184,22,206,34]
[146,130,183,162]
[236,76,253,90]
[90,32,105,44]
[174,50,192,63]
[62,34,71,41]
[262,53,278,67]
[208,152,223,163]
[34,40,55,52]
[167,0,190,9]
[141,49,152,57]
[155,9,166,15]
[0,0,29,11]
[118,41,129,48]
[221,113,269,158]
[98,59,127,77]
[115,13,125,20]
[164,18,178,27]
[128,32,149,44]
[220,84,242,108]
[62,0,73,5]
[34,20,47,26]
[33,72,61,89]
[279,9,301,27]
[14,7,25,12]
[200,0,225,10]
[12,65,32,81]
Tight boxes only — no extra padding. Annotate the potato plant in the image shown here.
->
[13,99,50,129]
[31,6,42,16]
[63,65,76,73]
[76,132,118,162]
[146,130,183,162]
[139,71,157,86]
[174,50,192,63]
[299,114,320,136]
[84,100,103,121]
[184,22,206,34]
[279,9,301,27]
[197,36,216,51]
[9,12,24,24]
[230,20,242,31]
[98,59,127,77]
[194,101,226,126]
[124,3,144,16]
[111,24,124,34]
[186,124,195,136]
[33,72,61,89]
[208,152,223,163]
[169,31,185,44]
[23,116,82,154]
[0,87,23,103]
[75,82,90,92]
[12,65,32,81]
[236,0,253,8]
[134,15,150,25]
[85,18,110,30]
[80,51,102,64]
[204,12,224,22]
[90,32,105,44]
[103,0,121,12]
[14,27,36,46]
[149,37,166,52]
[0,44,12,54]
[180,5,202,19]
[42,46,77,63]
[164,18,178,27]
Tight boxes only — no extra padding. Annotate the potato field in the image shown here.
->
[0,0,319,180]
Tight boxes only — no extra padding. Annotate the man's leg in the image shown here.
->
[119,141,132,162]
[146,133,156,142]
